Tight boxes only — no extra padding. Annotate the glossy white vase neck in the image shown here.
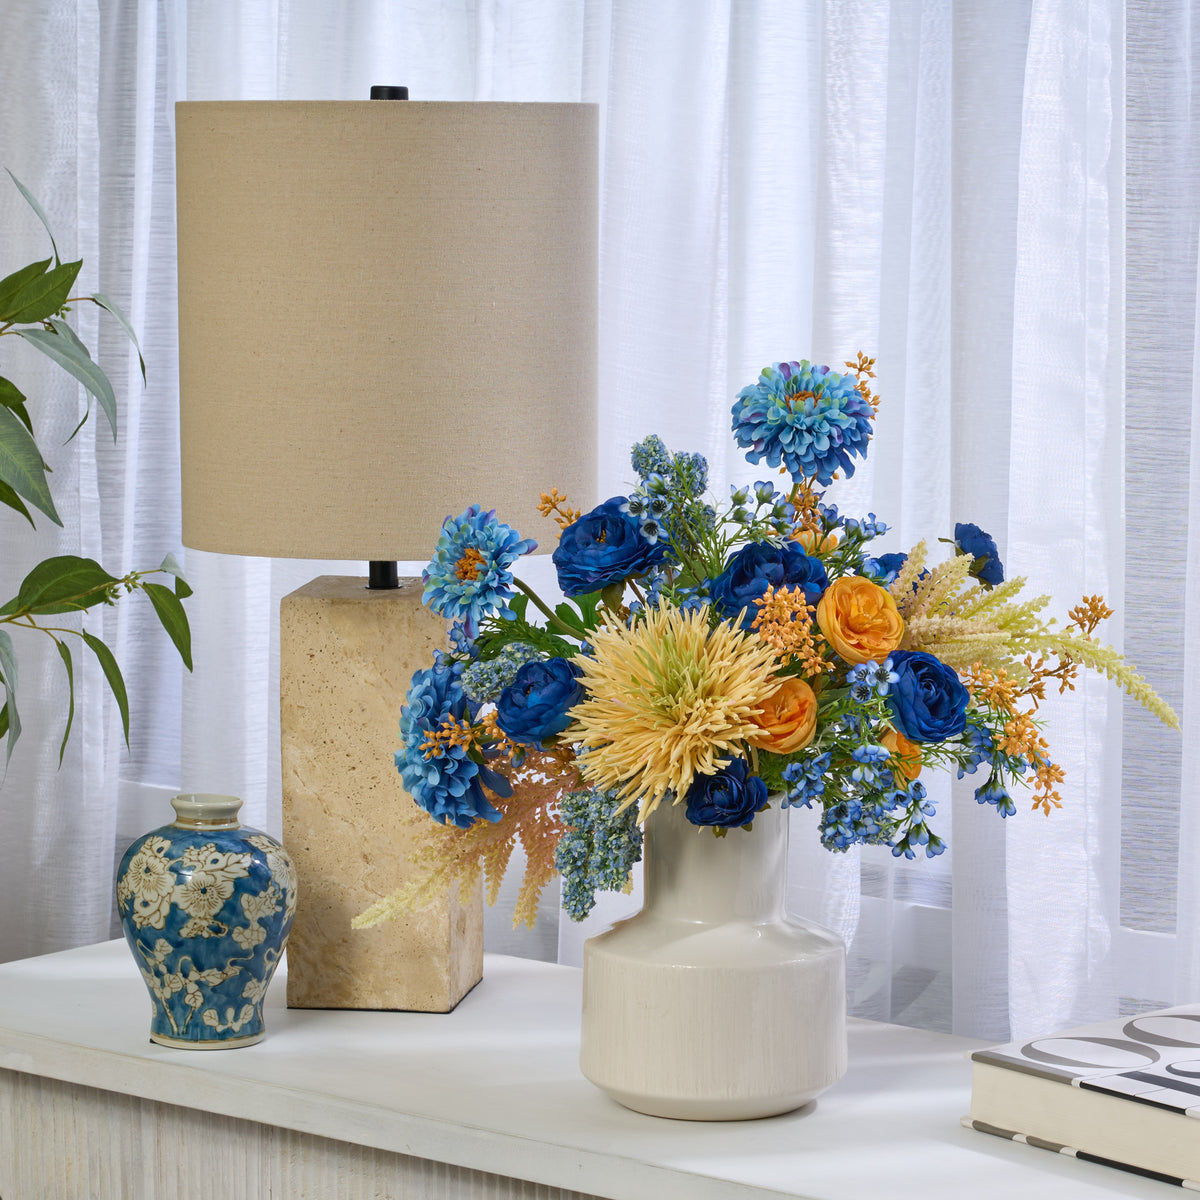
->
[643,799,787,924]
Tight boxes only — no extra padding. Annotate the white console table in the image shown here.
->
[0,940,1176,1199]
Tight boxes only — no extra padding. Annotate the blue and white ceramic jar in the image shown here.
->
[115,793,297,1049]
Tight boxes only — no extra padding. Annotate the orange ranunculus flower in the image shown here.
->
[880,727,922,782]
[747,676,818,754]
[815,576,904,665]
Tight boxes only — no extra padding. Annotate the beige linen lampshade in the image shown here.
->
[176,100,597,558]
[175,100,598,1013]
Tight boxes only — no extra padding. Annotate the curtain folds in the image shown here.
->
[0,0,1194,1043]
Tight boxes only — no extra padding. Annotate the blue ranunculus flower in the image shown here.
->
[887,650,970,744]
[396,659,510,829]
[710,540,829,628]
[552,497,668,597]
[684,758,769,829]
[954,522,1004,588]
[731,360,875,486]
[495,657,584,747]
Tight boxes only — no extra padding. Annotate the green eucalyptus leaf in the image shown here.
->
[11,555,118,615]
[0,479,35,527]
[81,631,128,747]
[0,404,60,525]
[0,628,20,762]
[54,640,74,766]
[16,326,117,441]
[0,701,9,745]
[3,259,82,324]
[6,169,60,264]
[142,581,193,671]
[90,293,146,384]
[46,317,118,439]
[158,554,194,600]
[0,376,33,434]
[0,258,52,319]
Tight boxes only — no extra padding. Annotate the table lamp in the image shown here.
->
[175,99,598,1011]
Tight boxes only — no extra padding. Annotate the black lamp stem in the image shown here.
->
[366,84,408,591]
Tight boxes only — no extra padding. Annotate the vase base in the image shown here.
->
[592,1083,820,1122]
[149,1030,264,1050]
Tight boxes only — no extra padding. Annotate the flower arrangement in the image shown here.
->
[355,354,1177,930]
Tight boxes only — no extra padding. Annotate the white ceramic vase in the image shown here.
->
[579,797,846,1120]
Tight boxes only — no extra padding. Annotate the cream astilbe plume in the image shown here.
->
[891,541,1179,728]
[567,604,778,821]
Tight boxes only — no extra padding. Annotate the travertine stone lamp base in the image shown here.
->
[280,576,483,1011]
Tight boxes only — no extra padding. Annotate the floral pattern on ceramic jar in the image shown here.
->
[116,794,296,1049]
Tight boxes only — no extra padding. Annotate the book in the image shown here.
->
[966,1003,1200,1187]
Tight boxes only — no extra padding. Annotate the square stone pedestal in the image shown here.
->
[280,576,483,1011]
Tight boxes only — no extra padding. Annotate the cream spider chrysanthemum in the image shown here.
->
[567,604,778,821]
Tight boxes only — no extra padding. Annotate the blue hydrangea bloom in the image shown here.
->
[461,642,542,706]
[731,360,875,486]
[630,435,672,481]
[422,506,537,638]
[396,659,510,829]
[556,789,643,922]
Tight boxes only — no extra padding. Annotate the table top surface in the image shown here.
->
[0,940,1177,1200]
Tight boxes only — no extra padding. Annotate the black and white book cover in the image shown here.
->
[973,1004,1200,1116]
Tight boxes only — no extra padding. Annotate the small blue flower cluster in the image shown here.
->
[842,513,888,539]
[975,775,1017,818]
[955,720,994,778]
[846,658,898,704]
[623,436,712,548]
[782,752,832,809]
[889,781,946,858]
[818,789,896,851]
[555,788,643,921]
[461,643,543,706]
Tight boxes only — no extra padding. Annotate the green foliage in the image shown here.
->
[0,172,193,770]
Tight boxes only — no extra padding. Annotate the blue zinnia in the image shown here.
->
[731,360,875,486]
[396,659,510,829]
[422,505,536,638]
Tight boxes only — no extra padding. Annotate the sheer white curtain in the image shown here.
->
[0,0,1193,1044]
